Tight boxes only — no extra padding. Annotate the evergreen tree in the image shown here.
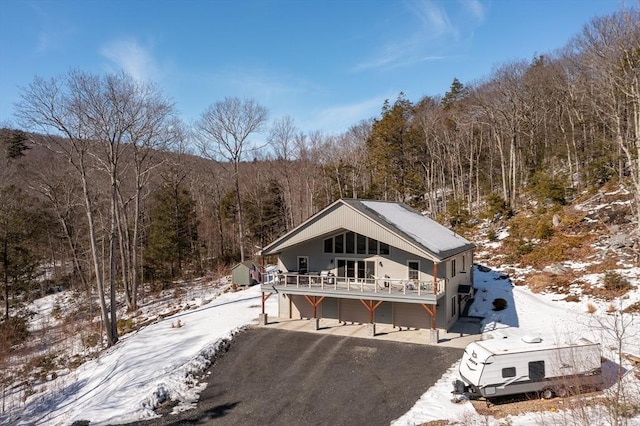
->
[0,186,44,319]
[0,129,30,160]
[365,94,422,202]
[441,78,468,110]
[244,180,288,249]
[145,184,198,280]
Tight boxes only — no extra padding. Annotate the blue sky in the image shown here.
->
[0,0,626,136]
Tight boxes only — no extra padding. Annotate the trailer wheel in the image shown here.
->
[555,386,569,398]
[541,388,554,399]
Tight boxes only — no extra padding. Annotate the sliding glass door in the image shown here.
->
[336,259,375,280]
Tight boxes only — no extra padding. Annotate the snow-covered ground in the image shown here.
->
[394,266,640,426]
[4,285,279,425]
[2,264,639,425]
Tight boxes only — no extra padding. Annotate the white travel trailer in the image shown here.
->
[453,334,602,399]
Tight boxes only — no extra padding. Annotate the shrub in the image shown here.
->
[586,302,597,314]
[603,271,632,293]
[623,302,640,314]
[29,354,59,382]
[493,298,507,311]
[445,198,472,228]
[117,318,135,335]
[0,315,30,346]
[84,332,101,348]
[528,171,569,207]
[483,193,513,221]
[564,294,581,303]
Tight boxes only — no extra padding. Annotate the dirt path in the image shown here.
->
[123,327,463,426]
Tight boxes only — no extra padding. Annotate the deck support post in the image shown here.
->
[259,291,273,325]
[311,317,320,330]
[359,299,383,337]
[261,291,273,314]
[421,303,439,344]
[304,295,326,320]
[429,328,439,344]
[366,323,376,337]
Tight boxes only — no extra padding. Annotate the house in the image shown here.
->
[231,261,261,287]
[259,198,475,343]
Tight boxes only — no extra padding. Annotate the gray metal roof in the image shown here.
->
[261,198,475,261]
[345,199,475,259]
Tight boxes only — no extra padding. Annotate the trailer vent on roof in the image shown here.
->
[522,335,542,343]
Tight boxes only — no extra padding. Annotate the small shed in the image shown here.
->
[231,261,260,286]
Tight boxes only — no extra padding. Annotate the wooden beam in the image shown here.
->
[261,291,273,314]
[304,295,325,318]
[433,262,438,295]
[359,299,383,323]
[421,303,437,330]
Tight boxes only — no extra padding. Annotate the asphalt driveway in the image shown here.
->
[125,327,463,426]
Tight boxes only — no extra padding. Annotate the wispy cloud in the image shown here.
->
[100,38,158,82]
[208,66,322,103]
[410,0,457,39]
[464,0,486,22]
[308,95,389,134]
[353,0,485,72]
[29,2,74,54]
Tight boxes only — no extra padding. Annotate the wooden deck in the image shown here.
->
[261,272,446,303]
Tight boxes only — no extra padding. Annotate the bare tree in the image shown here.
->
[268,115,299,229]
[571,8,640,233]
[15,70,175,346]
[195,97,268,262]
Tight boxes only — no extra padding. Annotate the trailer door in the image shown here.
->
[529,360,545,381]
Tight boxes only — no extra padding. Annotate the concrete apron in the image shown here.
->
[261,316,482,349]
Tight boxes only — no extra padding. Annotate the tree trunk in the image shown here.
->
[81,168,116,346]
[3,232,8,319]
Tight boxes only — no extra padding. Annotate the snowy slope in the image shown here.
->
[3,266,639,425]
[6,286,278,425]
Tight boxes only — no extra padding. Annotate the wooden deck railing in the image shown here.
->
[263,272,446,298]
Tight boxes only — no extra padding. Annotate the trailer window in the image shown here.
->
[502,367,516,378]
[528,361,545,381]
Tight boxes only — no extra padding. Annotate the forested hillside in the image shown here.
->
[0,6,638,366]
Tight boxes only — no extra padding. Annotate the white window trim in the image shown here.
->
[407,260,420,281]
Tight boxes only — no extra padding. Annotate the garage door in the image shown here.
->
[322,297,339,319]
[291,295,317,319]
[394,303,432,329]
[374,301,393,324]
[340,299,369,324]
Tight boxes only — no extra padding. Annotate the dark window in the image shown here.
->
[408,261,419,280]
[368,238,378,255]
[298,257,308,274]
[345,232,355,254]
[335,234,344,253]
[357,234,366,254]
[337,259,346,277]
[502,367,516,378]
[346,260,356,277]
[324,238,333,253]
[528,361,545,381]
[451,259,457,277]
[380,242,390,255]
